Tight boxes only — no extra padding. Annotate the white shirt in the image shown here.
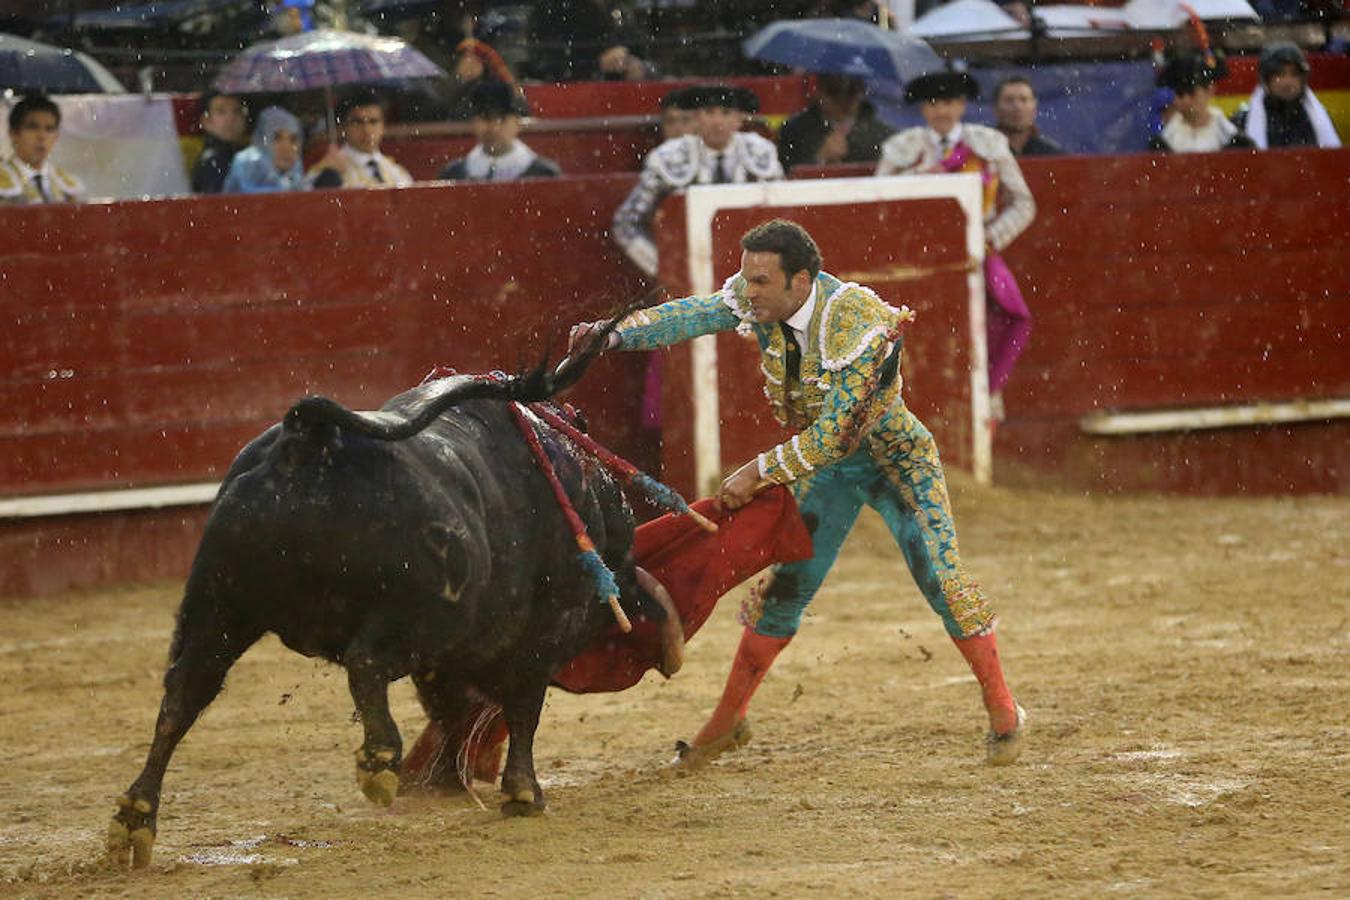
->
[1161,108,1239,154]
[927,124,963,154]
[463,141,539,181]
[783,281,818,345]
[339,145,413,187]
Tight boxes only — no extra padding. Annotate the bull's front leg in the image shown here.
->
[499,681,548,817]
[345,653,403,807]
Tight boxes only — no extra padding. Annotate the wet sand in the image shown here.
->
[2,474,1347,898]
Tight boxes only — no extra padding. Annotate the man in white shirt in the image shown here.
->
[438,81,560,182]
[613,84,784,278]
[1,94,86,205]
[308,90,413,189]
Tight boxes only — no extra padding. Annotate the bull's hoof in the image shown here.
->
[106,795,155,868]
[357,768,400,807]
[499,787,545,818]
[986,704,1027,767]
[355,747,401,806]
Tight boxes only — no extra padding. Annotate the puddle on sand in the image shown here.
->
[180,833,336,867]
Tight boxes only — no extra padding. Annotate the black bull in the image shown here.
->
[107,333,671,867]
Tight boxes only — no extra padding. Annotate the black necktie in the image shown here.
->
[713,154,729,184]
[366,159,384,183]
[33,173,50,203]
[779,323,801,384]
[939,135,951,158]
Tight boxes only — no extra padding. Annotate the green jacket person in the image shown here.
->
[570,219,1025,767]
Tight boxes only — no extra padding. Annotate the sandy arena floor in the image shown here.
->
[1,474,1347,898]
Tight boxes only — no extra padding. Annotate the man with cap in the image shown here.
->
[876,69,1036,407]
[308,90,414,189]
[613,83,783,278]
[1,94,86,205]
[1233,43,1341,150]
[1150,53,1254,154]
[439,82,561,182]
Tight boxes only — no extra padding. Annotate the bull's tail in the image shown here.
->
[281,307,628,442]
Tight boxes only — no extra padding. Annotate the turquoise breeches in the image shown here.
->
[745,414,995,640]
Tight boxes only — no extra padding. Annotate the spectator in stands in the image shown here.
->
[1233,43,1342,150]
[598,44,651,81]
[0,95,86,205]
[876,69,1036,408]
[658,86,699,142]
[191,91,249,194]
[308,91,414,189]
[777,74,894,173]
[271,0,311,36]
[222,106,306,194]
[527,0,648,82]
[1150,53,1254,153]
[614,84,783,278]
[993,76,1065,157]
[445,38,529,121]
[439,82,561,182]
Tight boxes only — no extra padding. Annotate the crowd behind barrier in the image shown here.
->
[3,50,1347,202]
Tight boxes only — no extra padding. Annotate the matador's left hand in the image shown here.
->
[718,460,769,511]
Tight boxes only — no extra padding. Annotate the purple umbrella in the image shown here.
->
[214,28,444,94]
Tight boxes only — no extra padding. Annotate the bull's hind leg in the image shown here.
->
[107,599,261,868]
[346,651,404,807]
[499,680,548,817]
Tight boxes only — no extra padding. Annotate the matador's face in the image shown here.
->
[740,250,812,324]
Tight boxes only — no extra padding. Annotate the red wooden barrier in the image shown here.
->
[0,175,652,595]
[2,149,1347,596]
[999,149,1350,493]
[382,118,659,181]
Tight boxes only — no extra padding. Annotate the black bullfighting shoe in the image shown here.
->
[668,719,753,775]
[986,703,1027,766]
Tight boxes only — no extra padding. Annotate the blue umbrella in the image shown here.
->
[0,33,126,94]
[743,18,941,84]
[213,28,445,94]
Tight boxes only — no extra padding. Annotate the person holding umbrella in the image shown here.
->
[876,69,1036,414]
[777,74,894,173]
[307,90,413,189]
[1,95,86,205]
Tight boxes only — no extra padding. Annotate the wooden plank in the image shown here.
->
[4,300,400,379]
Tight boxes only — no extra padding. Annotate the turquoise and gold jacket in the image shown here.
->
[616,271,915,484]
